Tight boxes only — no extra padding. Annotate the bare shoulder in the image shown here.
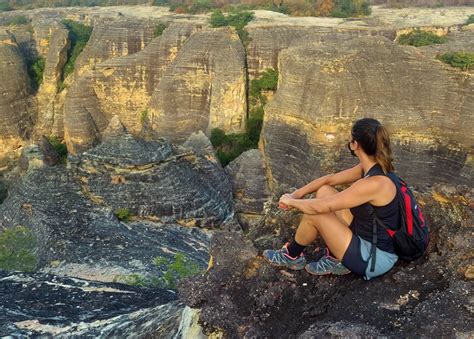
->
[364,176,397,206]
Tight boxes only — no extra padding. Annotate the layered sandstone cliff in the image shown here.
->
[261,35,473,189]
[0,32,34,168]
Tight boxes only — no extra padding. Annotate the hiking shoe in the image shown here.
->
[263,243,306,270]
[305,249,351,276]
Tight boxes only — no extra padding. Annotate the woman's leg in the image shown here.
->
[300,213,353,260]
[263,185,353,269]
[294,185,354,259]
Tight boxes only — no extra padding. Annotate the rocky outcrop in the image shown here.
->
[225,149,271,232]
[261,35,473,189]
[0,271,181,337]
[180,186,473,337]
[149,27,247,143]
[246,26,396,80]
[0,32,34,168]
[34,22,70,138]
[183,130,217,161]
[63,23,199,153]
[74,20,156,78]
[0,127,234,279]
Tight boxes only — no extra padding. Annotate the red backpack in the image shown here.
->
[367,172,430,272]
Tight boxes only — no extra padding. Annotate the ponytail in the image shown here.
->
[374,124,394,174]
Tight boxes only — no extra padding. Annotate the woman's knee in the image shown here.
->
[301,212,329,228]
[316,185,338,198]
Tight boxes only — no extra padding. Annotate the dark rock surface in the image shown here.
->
[0,131,233,278]
[0,271,185,337]
[225,149,271,232]
[180,188,473,337]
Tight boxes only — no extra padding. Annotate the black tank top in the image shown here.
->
[349,164,399,253]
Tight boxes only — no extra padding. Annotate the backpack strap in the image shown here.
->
[366,205,390,272]
[364,164,389,273]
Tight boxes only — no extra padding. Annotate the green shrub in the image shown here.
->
[0,3,13,11]
[209,10,254,46]
[0,226,37,272]
[437,52,474,71]
[330,0,371,18]
[154,23,167,38]
[46,136,68,163]
[152,0,169,5]
[140,109,149,125]
[114,208,131,222]
[1,15,29,26]
[466,14,474,25]
[62,20,92,80]
[210,10,228,27]
[27,57,45,91]
[210,128,227,147]
[153,253,203,289]
[114,273,149,287]
[398,30,447,47]
[251,68,278,95]
[209,68,278,166]
[188,0,213,14]
[247,106,264,144]
[113,253,203,289]
[213,131,255,166]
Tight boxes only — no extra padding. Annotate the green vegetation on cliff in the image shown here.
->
[398,30,447,47]
[2,0,151,9]
[466,14,474,25]
[0,15,29,26]
[153,253,203,289]
[46,136,68,163]
[113,253,204,289]
[330,0,371,18]
[211,68,278,166]
[210,9,254,47]
[0,226,37,272]
[153,22,167,38]
[27,57,45,92]
[114,208,132,222]
[0,3,13,11]
[437,52,474,71]
[61,19,93,82]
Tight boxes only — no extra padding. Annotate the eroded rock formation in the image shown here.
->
[149,27,247,143]
[261,35,474,190]
[0,32,34,168]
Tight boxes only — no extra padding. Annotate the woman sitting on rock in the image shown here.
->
[263,117,399,280]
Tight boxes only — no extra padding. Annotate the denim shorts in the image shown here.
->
[341,234,398,280]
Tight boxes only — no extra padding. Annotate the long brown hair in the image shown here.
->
[351,118,394,174]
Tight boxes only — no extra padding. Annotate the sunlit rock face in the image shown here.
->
[149,27,247,143]
[73,20,156,78]
[34,23,70,139]
[261,35,473,189]
[0,32,34,167]
[246,25,396,81]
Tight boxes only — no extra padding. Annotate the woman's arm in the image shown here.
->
[283,176,378,214]
[292,164,362,199]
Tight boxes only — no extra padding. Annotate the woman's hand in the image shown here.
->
[278,193,295,210]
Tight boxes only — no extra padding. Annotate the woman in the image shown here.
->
[263,117,399,280]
